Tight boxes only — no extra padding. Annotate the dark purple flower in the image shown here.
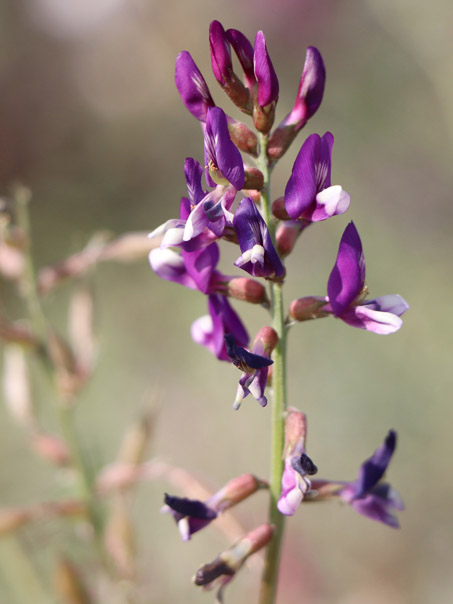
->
[233,198,285,280]
[326,222,409,334]
[204,108,245,190]
[284,132,350,222]
[224,327,277,409]
[253,31,279,108]
[175,51,215,122]
[163,494,218,541]
[337,431,404,528]
[191,294,249,361]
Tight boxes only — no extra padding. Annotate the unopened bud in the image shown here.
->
[253,326,278,357]
[253,102,276,135]
[210,474,268,513]
[283,408,307,458]
[194,523,274,590]
[227,118,258,156]
[244,168,264,191]
[209,20,251,112]
[289,297,328,322]
[0,241,24,280]
[272,196,290,220]
[69,285,96,378]
[276,221,304,257]
[46,330,83,402]
[212,275,268,306]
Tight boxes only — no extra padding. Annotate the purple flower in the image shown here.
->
[224,327,277,409]
[326,222,409,334]
[163,474,265,542]
[268,46,326,161]
[284,132,350,222]
[150,158,237,249]
[226,28,256,90]
[175,51,215,122]
[149,242,220,294]
[277,409,317,515]
[191,294,249,361]
[204,107,245,191]
[209,21,250,111]
[163,494,218,541]
[253,31,279,108]
[336,431,404,528]
[233,198,285,280]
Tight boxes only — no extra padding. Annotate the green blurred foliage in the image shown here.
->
[0,0,452,603]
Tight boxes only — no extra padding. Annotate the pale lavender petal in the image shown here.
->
[327,221,365,316]
[183,201,210,241]
[341,305,403,334]
[367,294,410,317]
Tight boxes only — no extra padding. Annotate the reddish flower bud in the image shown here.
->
[289,297,329,322]
[244,167,264,191]
[272,196,290,220]
[227,117,258,156]
[223,276,268,305]
[276,221,303,257]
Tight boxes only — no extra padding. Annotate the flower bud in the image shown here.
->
[226,28,256,90]
[209,21,250,112]
[253,31,279,134]
[209,474,268,513]
[227,118,258,156]
[193,524,274,599]
[253,326,278,357]
[283,408,307,457]
[289,297,329,322]
[31,432,70,466]
[276,221,303,257]
[0,508,31,535]
[244,167,264,191]
[272,196,290,220]
[218,276,268,306]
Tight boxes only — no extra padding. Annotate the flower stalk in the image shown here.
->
[256,133,288,604]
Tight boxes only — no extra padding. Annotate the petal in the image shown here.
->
[254,31,279,107]
[184,158,206,205]
[365,294,410,317]
[175,52,215,122]
[311,185,350,221]
[226,28,256,89]
[327,221,365,315]
[208,295,249,361]
[350,494,400,528]
[354,430,397,496]
[205,108,245,190]
[224,334,273,372]
[182,243,219,294]
[164,494,217,520]
[340,305,403,334]
[209,20,232,85]
[149,248,196,290]
[183,201,209,241]
[284,134,320,219]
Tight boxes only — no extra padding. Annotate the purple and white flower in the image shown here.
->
[233,198,285,280]
[326,222,409,334]
[284,132,350,222]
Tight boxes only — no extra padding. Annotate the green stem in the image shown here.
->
[257,134,287,604]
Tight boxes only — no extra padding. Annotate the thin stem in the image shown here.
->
[257,134,287,604]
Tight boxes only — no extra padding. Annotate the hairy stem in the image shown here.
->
[257,134,287,604]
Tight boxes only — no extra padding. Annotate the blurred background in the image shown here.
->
[0,0,452,602]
